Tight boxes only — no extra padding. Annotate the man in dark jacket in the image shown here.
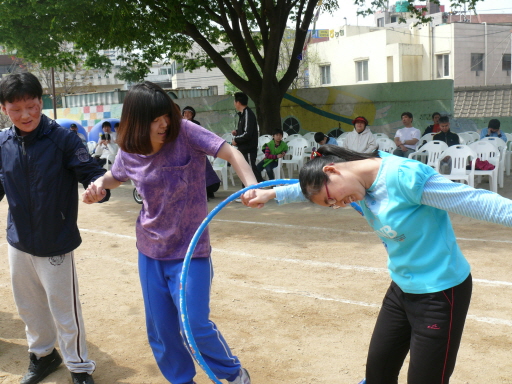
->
[0,72,108,384]
[433,115,460,147]
[231,92,259,187]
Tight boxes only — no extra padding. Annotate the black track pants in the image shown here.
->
[366,275,472,384]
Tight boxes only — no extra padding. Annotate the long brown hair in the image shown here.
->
[117,81,181,154]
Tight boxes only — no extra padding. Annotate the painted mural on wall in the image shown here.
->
[42,79,511,138]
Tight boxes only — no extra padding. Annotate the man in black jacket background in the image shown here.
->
[433,116,460,147]
[231,92,260,185]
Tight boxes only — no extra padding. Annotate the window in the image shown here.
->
[390,16,397,23]
[356,60,369,82]
[377,18,384,27]
[320,65,331,85]
[503,54,511,73]
[436,54,449,78]
[471,53,484,71]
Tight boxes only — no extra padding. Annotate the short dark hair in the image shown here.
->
[488,119,500,130]
[432,112,441,119]
[117,81,181,154]
[401,112,413,120]
[234,92,248,106]
[114,122,119,128]
[314,132,327,143]
[102,121,112,128]
[273,129,284,136]
[438,115,449,124]
[0,72,43,104]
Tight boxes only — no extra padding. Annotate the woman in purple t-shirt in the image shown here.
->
[83,82,256,384]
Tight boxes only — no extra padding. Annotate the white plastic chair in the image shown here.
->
[303,133,318,161]
[282,131,288,141]
[284,133,302,142]
[376,138,397,153]
[408,140,448,168]
[221,132,233,142]
[468,141,500,192]
[436,145,476,187]
[416,133,436,150]
[282,138,308,178]
[212,157,235,190]
[458,132,473,145]
[466,131,480,142]
[506,140,512,176]
[373,132,389,140]
[303,132,316,143]
[479,137,506,187]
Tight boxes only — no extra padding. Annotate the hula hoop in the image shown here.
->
[179,179,365,383]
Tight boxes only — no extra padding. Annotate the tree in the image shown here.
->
[0,0,483,133]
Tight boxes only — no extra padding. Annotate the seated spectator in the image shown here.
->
[433,116,460,147]
[480,119,507,142]
[256,129,288,181]
[423,112,441,135]
[205,160,221,200]
[393,112,421,158]
[314,132,338,146]
[343,116,378,153]
[69,123,87,145]
[182,106,201,126]
[93,121,116,166]
[433,116,460,174]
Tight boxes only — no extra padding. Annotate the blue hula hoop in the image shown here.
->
[179,179,365,383]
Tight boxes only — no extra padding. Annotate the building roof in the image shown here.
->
[454,85,512,118]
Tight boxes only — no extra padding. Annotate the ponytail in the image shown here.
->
[299,145,379,200]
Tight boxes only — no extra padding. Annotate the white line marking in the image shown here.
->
[77,229,512,289]
[212,219,512,244]
[79,228,136,240]
[80,240,512,327]
[213,248,512,288]
[220,279,512,327]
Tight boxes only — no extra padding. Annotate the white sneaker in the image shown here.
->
[235,198,242,203]
[228,368,251,384]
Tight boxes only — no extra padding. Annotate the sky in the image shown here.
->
[315,0,512,29]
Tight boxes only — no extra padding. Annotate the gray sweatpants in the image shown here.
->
[8,245,95,374]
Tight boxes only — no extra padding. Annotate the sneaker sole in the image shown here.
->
[21,356,63,384]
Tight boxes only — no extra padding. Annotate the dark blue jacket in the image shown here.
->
[0,115,108,256]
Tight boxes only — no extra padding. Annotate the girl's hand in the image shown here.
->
[241,189,276,208]
[82,182,107,204]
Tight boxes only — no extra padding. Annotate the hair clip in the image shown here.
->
[310,150,322,159]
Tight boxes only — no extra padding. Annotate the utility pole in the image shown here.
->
[51,67,57,119]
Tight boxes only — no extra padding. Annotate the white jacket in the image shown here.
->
[343,127,378,153]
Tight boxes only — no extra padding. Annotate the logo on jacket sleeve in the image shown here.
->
[76,147,90,162]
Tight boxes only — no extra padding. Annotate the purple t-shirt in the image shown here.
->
[111,120,225,260]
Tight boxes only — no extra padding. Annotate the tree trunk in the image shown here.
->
[253,90,284,135]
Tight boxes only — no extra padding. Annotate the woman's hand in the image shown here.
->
[241,189,276,208]
[82,179,107,204]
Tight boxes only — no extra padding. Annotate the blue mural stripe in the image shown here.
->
[283,93,353,124]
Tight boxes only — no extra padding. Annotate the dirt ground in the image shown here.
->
[0,172,511,384]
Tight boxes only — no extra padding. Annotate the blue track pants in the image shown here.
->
[138,253,241,384]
